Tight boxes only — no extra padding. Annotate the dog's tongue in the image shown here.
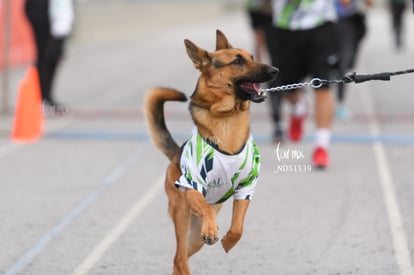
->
[241,82,260,94]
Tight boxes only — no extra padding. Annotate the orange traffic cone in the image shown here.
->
[11,66,44,142]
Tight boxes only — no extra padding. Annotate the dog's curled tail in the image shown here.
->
[144,87,187,161]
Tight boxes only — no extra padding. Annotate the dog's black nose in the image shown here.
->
[268,66,279,76]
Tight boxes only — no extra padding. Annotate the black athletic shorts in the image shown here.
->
[248,10,272,30]
[266,22,337,88]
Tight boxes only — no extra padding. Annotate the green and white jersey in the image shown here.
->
[272,0,337,30]
[175,129,261,205]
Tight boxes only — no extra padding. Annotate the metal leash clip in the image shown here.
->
[309,78,323,89]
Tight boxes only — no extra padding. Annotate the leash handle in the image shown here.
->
[342,72,391,84]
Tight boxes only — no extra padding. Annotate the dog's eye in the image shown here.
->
[232,57,243,65]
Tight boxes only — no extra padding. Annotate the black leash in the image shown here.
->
[341,68,414,84]
[261,68,414,94]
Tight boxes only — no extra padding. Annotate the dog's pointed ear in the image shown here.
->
[216,29,232,50]
[184,39,211,70]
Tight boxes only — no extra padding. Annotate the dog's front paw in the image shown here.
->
[221,230,242,253]
[201,222,219,245]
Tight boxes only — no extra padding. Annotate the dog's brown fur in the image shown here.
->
[145,30,277,275]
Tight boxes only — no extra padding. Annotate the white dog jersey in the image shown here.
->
[175,129,261,205]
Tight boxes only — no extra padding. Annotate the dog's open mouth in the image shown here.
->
[238,82,267,103]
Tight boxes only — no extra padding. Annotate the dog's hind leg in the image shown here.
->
[187,214,204,257]
[170,201,191,275]
[165,161,192,275]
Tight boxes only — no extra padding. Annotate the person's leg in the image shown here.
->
[248,11,265,62]
[269,91,284,142]
[254,28,267,62]
[315,88,334,132]
[334,20,349,104]
[285,89,307,142]
[395,4,405,49]
[265,26,286,142]
[266,26,308,142]
[24,0,52,102]
[25,19,49,102]
[391,4,401,48]
[335,17,359,119]
[311,87,334,168]
[308,23,336,168]
[250,9,272,62]
[391,3,406,49]
[44,37,64,104]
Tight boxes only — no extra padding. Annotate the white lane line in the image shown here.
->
[2,146,144,275]
[71,176,164,275]
[373,142,414,275]
[361,84,414,275]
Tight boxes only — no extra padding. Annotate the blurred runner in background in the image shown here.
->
[25,0,74,113]
[389,0,407,50]
[246,0,273,62]
[333,0,373,120]
[266,0,340,169]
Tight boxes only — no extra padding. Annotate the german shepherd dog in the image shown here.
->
[145,30,278,275]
